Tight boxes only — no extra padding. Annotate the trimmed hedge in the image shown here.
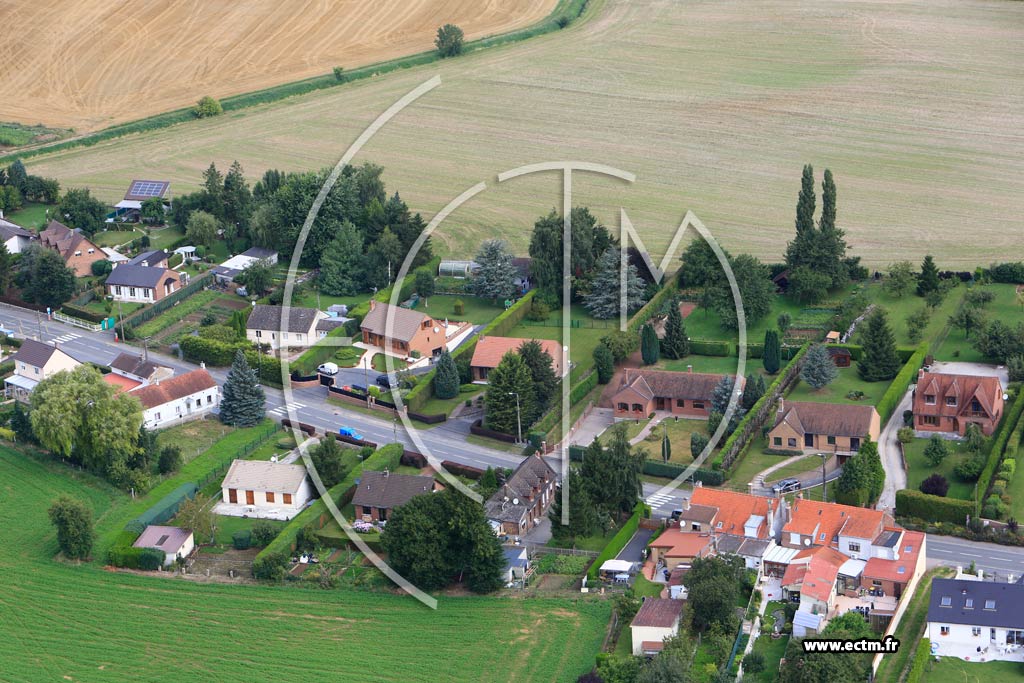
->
[587,501,646,581]
[254,443,405,569]
[876,342,928,426]
[689,339,732,357]
[60,303,110,324]
[895,489,973,525]
[178,336,283,386]
[626,280,678,335]
[291,326,352,375]
[642,460,724,485]
[977,393,1024,515]
[533,370,599,442]
[109,545,165,570]
[906,638,931,683]
[125,482,198,533]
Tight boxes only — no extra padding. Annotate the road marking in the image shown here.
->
[52,333,81,344]
[270,402,306,415]
[646,492,677,508]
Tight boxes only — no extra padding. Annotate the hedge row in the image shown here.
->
[586,501,646,581]
[124,482,198,533]
[626,280,678,335]
[59,303,110,324]
[533,370,599,443]
[108,545,165,570]
[718,344,810,472]
[895,489,974,525]
[178,336,283,386]
[977,392,1024,514]
[876,342,929,426]
[690,339,732,357]
[404,290,536,412]
[642,460,724,485]
[254,443,405,568]
[906,638,931,683]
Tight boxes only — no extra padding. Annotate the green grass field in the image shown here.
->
[5,201,53,229]
[508,304,613,378]
[859,280,965,349]
[0,442,609,682]
[933,284,1024,362]
[625,416,707,466]
[23,0,1023,267]
[727,436,794,491]
[922,658,1024,683]
[786,364,885,406]
[419,294,507,326]
[903,437,976,501]
[91,229,141,247]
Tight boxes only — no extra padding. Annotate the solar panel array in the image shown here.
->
[127,180,167,198]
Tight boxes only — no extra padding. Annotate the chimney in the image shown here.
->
[918,368,924,380]
[694,480,703,488]
[383,468,389,477]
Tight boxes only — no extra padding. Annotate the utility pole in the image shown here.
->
[117,299,125,343]
[819,452,828,503]
[508,391,522,445]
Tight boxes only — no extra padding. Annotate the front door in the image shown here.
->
[804,433,814,448]
[245,490,255,505]
[228,488,237,504]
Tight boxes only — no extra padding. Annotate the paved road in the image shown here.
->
[926,535,1024,581]
[877,388,912,513]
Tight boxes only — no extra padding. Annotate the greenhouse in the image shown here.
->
[438,260,479,279]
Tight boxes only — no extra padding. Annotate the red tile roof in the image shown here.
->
[783,498,891,543]
[863,531,924,584]
[802,548,844,603]
[617,369,727,403]
[103,373,141,393]
[648,530,713,559]
[690,488,775,539]
[913,372,1003,420]
[471,336,563,374]
[631,598,684,628]
[132,369,217,409]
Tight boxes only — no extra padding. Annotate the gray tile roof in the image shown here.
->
[10,339,77,368]
[109,352,166,379]
[126,250,168,267]
[133,525,192,553]
[246,304,321,334]
[928,578,1024,629]
[106,264,172,289]
[0,218,32,242]
[221,459,308,494]
[360,303,431,343]
[351,470,435,510]
[484,455,556,524]
[241,247,277,260]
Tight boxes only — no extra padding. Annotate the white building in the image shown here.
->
[132,368,218,429]
[219,459,313,520]
[630,598,684,656]
[3,339,82,402]
[0,216,34,254]
[245,304,325,350]
[211,247,278,284]
[132,525,195,567]
[926,576,1024,659]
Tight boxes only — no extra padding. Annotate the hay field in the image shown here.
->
[0,446,608,683]
[23,0,1024,267]
[0,0,557,131]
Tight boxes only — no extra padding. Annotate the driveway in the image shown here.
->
[615,527,655,564]
[877,388,913,513]
[568,407,615,446]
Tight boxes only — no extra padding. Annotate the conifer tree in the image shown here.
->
[762,329,781,374]
[857,309,901,382]
[661,302,690,360]
[799,343,839,389]
[640,323,660,366]
[433,350,460,400]
[917,255,940,297]
[582,247,648,320]
[220,350,266,426]
[483,352,535,435]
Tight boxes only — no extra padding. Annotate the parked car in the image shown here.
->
[772,478,801,494]
[375,372,400,389]
[317,362,339,376]
[339,427,364,441]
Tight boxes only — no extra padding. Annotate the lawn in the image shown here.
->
[210,515,288,547]
[903,437,976,501]
[291,289,373,313]
[371,353,408,372]
[681,292,812,345]
[745,633,789,683]
[418,294,507,326]
[547,521,622,553]
[6,201,54,230]
[764,456,829,485]
[785,363,887,406]
[419,386,485,418]
[508,304,613,379]
[922,658,1024,683]
[625,416,708,466]
[91,229,141,247]
[727,436,793,492]
[0,444,610,683]
[860,280,965,350]
[156,419,237,463]
[933,283,1023,362]
[656,354,761,377]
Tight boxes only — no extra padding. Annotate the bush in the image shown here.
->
[332,66,346,82]
[983,496,1008,520]
[157,446,182,475]
[91,259,112,277]
[954,456,984,482]
[920,473,949,497]
[192,96,223,118]
[999,459,1016,479]
[895,489,973,524]
[897,427,915,444]
[743,651,766,675]
[232,530,252,550]
[252,552,289,581]
[526,300,550,321]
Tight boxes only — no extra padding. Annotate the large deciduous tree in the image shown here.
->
[310,434,349,488]
[220,350,266,426]
[857,309,900,381]
[236,258,274,296]
[884,261,916,298]
[708,253,774,329]
[57,188,107,236]
[434,24,465,57]
[185,209,219,248]
[472,239,519,303]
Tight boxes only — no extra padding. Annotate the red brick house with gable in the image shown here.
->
[612,369,731,419]
[913,371,1004,436]
[39,220,103,277]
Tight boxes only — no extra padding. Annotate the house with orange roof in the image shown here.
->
[913,370,1004,436]
[470,336,565,382]
[780,496,894,559]
[861,530,926,600]
[682,485,780,540]
[133,368,219,429]
[647,530,713,569]
[782,545,848,625]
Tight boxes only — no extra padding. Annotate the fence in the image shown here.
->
[52,310,103,332]
[196,422,281,492]
[524,543,599,558]
[122,272,213,330]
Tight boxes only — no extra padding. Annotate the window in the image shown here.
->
[33,367,39,375]
[965,599,974,609]
[363,506,372,516]
[773,437,782,446]
[985,600,996,610]
[207,395,213,405]
[940,626,950,636]
[819,533,826,541]
[897,566,905,574]
[693,401,705,410]
[945,396,957,407]
[266,492,275,503]
[283,493,293,505]
[256,330,262,338]
[74,250,81,256]
[283,332,289,340]
[872,580,882,587]
[115,286,122,295]
[129,287,136,297]
[849,542,861,553]
[788,438,797,447]
[940,596,952,607]
[925,394,936,405]
[716,521,723,529]
[632,403,643,412]
[905,545,914,553]
[922,415,940,426]
[617,403,628,411]
[827,435,836,445]
[691,523,701,532]
[175,405,181,414]
[971,399,983,413]
[87,248,94,254]
[676,399,685,408]
[154,412,161,420]
[972,627,981,637]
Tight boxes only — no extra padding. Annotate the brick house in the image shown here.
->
[630,598,684,656]
[612,369,729,419]
[38,220,104,277]
[861,530,925,599]
[768,400,880,456]
[351,470,436,522]
[484,454,557,537]
[105,265,181,303]
[470,336,565,382]
[360,302,447,359]
[913,371,1004,436]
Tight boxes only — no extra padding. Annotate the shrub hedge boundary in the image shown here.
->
[895,489,973,525]
[586,501,647,581]
[977,392,1024,515]
[876,342,929,426]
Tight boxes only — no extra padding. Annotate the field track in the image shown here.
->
[20,0,1024,266]
[0,0,557,132]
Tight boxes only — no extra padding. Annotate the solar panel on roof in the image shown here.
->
[128,180,167,198]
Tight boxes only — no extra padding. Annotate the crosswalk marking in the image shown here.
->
[52,333,80,344]
[270,401,306,416]
[646,492,676,508]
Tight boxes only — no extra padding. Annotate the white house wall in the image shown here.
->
[143,388,219,429]
[927,621,1016,647]
[630,625,677,656]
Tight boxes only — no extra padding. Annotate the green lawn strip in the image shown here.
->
[371,353,408,372]
[211,515,287,546]
[291,290,372,312]
[681,291,822,345]
[921,657,1023,683]
[417,294,508,326]
[547,525,622,553]
[726,436,791,492]
[875,566,954,683]
[785,363,884,406]
[419,387,484,417]
[746,633,789,683]
[6,202,54,230]
[628,417,705,466]
[156,420,238,464]
[94,419,277,554]
[91,229,140,247]
[861,281,964,348]
[933,283,1022,361]
[763,457,828,484]
[903,438,976,501]
[464,433,528,454]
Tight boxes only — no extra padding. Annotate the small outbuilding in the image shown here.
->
[828,346,852,368]
[630,598,684,656]
[132,525,194,566]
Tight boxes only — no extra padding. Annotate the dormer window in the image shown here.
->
[924,394,936,405]
[87,248,95,254]
[74,250,82,256]
[716,521,723,529]
[985,600,995,610]
[818,533,826,541]
[965,599,974,608]
[971,399,982,413]
[945,396,957,407]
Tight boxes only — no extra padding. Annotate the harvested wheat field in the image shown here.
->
[0,0,557,132]
[23,0,1024,266]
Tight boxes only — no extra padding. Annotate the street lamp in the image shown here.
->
[508,392,522,445]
